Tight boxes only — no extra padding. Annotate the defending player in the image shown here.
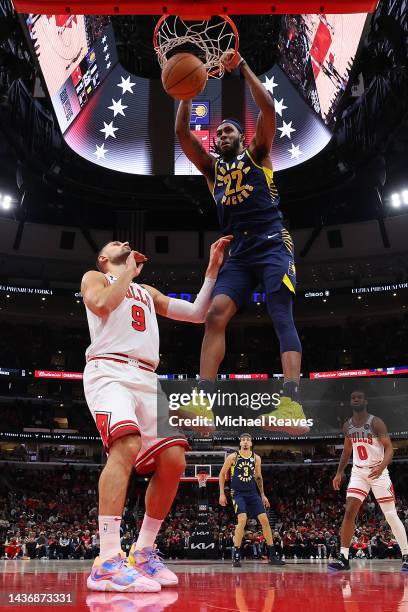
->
[329,390,408,572]
[176,51,306,435]
[219,433,285,567]
[82,237,231,591]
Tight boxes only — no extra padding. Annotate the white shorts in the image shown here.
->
[83,358,188,474]
[347,465,395,504]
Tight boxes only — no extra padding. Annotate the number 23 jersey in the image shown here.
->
[85,274,159,368]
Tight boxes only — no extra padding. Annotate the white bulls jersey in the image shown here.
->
[85,274,160,368]
[346,414,385,468]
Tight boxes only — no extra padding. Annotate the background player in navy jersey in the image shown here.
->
[176,51,306,434]
[219,433,285,567]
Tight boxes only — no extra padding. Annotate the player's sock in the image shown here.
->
[135,515,163,551]
[98,515,122,560]
[340,547,349,559]
[282,380,300,403]
[383,509,408,555]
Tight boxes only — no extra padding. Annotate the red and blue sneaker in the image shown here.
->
[128,545,178,586]
[87,551,160,592]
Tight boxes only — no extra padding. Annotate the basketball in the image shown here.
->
[161,52,208,100]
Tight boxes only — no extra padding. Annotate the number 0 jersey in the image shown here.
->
[230,451,257,492]
[213,148,283,235]
[346,414,385,468]
[85,274,160,368]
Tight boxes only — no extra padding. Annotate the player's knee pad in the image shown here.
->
[266,286,302,354]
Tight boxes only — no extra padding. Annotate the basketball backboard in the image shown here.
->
[13,1,379,16]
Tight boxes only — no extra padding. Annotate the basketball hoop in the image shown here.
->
[153,14,239,78]
[197,472,210,488]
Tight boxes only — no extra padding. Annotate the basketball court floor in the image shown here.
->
[1,559,407,611]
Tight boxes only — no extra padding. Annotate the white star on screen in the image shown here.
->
[105,53,110,61]
[103,45,108,52]
[94,143,108,159]
[274,98,287,117]
[117,75,136,94]
[278,120,296,139]
[100,121,118,139]
[262,75,278,94]
[102,35,107,44]
[288,143,303,159]
[106,61,111,69]
[108,98,128,117]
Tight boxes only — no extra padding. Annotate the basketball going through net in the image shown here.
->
[153,14,239,78]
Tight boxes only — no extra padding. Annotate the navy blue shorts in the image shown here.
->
[212,228,296,310]
[231,489,266,518]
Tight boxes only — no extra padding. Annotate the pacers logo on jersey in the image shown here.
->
[288,260,296,277]
[238,459,254,483]
[216,160,253,207]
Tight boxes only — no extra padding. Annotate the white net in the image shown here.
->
[154,15,239,78]
[197,472,210,488]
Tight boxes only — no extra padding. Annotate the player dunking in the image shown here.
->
[329,390,408,572]
[82,237,231,591]
[219,433,285,567]
[176,51,306,434]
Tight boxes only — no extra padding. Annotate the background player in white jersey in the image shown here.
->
[329,390,408,572]
[82,237,231,592]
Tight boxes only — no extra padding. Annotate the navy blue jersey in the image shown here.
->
[213,148,283,235]
[230,451,257,492]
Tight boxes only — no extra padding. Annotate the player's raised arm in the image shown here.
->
[219,453,236,506]
[81,250,146,318]
[333,425,353,490]
[143,236,232,322]
[222,52,276,160]
[175,100,216,180]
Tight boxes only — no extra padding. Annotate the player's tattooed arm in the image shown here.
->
[221,52,276,160]
[175,100,215,179]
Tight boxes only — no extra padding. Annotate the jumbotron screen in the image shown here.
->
[279,12,369,125]
[23,13,367,175]
[26,14,118,132]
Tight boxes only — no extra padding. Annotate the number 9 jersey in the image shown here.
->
[85,274,160,369]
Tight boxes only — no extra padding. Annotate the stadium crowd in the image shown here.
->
[1,464,407,561]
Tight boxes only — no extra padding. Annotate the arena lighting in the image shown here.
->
[391,193,401,207]
[0,194,12,210]
[390,190,408,208]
